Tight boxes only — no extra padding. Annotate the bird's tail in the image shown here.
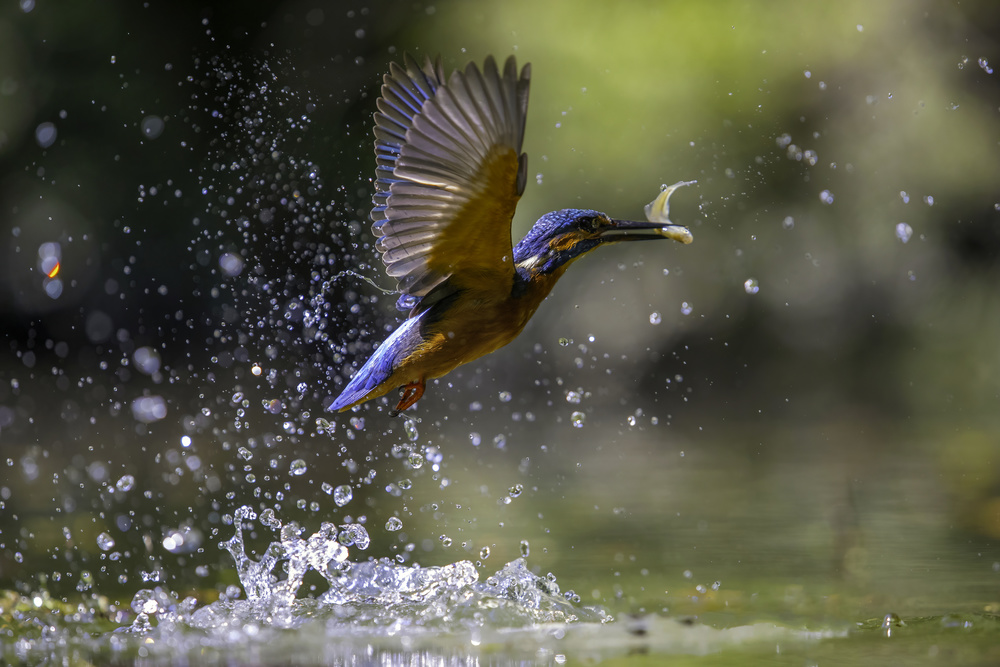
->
[328,312,426,412]
[328,360,390,412]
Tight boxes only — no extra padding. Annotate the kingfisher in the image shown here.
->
[328,55,693,414]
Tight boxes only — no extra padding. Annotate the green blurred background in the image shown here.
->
[1,0,999,643]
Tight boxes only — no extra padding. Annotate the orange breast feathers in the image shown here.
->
[396,272,563,385]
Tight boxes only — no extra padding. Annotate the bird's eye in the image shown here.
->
[579,217,598,233]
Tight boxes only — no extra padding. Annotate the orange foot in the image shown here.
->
[391,380,425,415]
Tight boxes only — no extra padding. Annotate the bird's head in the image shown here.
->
[513,209,693,276]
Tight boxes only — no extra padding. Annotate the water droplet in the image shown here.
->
[131,395,167,423]
[259,509,280,529]
[339,524,370,549]
[649,312,661,325]
[321,481,333,495]
[219,252,244,277]
[744,278,760,294]
[895,222,913,243]
[237,447,253,461]
[680,302,693,316]
[251,364,262,376]
[509,484,523,498]
[115,475,135,492]
[131,590,158,615]
[498,391,512,403]
[565,390,582,404]
[349,416,365,430]
[97,532,115,551]
[140,115,164,139]
[469,432,482,446]
[132,347,161,375]
[558,337,573,347]
[162,527,202,553]
[385,517,403,531]
[333,484,353,507]
[440,535,453,547]
[425,447,442,466]
[570,411,586,428]
[403,419,419,441]
[782,216,795,230]
[289,459,307,476]
[819,189,834,205]
[35,122,57,148]
[520,540,530,558]
[407,453,424,469]
[480,546,491,560]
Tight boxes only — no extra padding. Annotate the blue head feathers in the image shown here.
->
[513,209,609,275]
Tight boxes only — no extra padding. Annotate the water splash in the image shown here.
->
[114,504,611,658]
[328,268,396,295]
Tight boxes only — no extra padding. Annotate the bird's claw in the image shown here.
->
[393,380,426,414]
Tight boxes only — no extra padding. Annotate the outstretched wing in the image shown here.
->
[371,55,531,302]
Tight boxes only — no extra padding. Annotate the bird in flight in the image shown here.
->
[329,55,693,414]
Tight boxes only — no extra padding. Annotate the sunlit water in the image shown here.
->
[1,502,848,664]
[7,500,849,665]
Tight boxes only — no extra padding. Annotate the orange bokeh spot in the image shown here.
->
[47,262,61,278]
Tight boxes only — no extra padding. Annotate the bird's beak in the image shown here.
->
[600,219,694,245]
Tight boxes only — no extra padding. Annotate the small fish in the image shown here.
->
[644,180,697,244]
